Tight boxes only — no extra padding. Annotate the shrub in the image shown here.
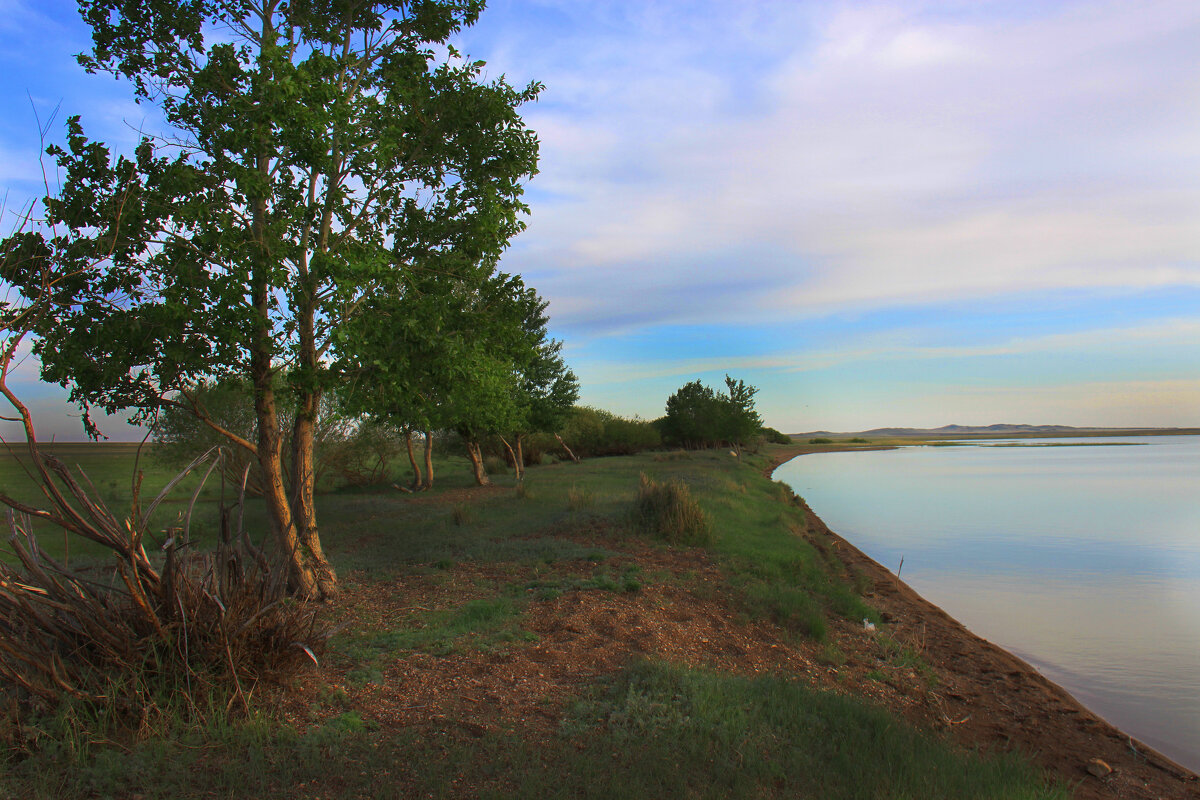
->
[808,437,833,444]
[634,474,712,546]
[760,426,793,444]
[559,407,661,458]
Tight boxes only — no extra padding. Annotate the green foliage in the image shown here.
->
[760,426,793,444]
[154,380,405,491]
[809,437,834,444]
[3,0,544,597]
[659,375,761,451]
[634,473,713,546]
[559,406,661,457]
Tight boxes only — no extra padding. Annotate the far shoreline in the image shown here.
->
[766,442,1200,797]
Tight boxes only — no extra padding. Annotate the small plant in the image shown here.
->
[483,455,508,475]
[817,643,846,667]
[567,484,593,511]
[633,473,712,546]
[452,504,473,526]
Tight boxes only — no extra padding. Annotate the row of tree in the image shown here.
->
[0,0,557,600]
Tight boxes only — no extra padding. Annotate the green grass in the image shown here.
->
[1,442,1068,799]
[2,661,1068,800]
[339,596,532,677]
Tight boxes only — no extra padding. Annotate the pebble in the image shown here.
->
[1087,758,1113,778]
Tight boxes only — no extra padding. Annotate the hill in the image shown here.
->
[795,424,1198,438]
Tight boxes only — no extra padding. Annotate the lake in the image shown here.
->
[774,435,1200,772]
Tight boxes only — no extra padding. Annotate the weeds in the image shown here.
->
[633,473,712,546]
[567,484,594,511]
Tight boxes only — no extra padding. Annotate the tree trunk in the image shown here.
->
[465,440,490,486]
[499,435,522,483]
[422,430,434,490]
[247,44,335,600]
[405,429,423,490]
[555,433,580,463]
[290,391,337,599]
[516,435,525,472]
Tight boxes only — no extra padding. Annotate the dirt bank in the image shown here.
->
[768,445,1199,799]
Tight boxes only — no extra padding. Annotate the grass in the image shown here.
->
[0,442,1067,799]
[633,472,712,545]
[340,596,531,670]
[2,661,1068,800]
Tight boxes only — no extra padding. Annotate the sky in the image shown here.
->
[1,0,1199,440]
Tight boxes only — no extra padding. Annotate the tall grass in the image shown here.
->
[633,473,712,546]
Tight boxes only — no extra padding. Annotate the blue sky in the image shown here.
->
[2,0,1199,439]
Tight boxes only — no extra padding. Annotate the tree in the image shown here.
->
[2,1,541,599]
[661,380,722,449]
[660,375,760,453]
[720,374,761,457]
[492,282,578,482]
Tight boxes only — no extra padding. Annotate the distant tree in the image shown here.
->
[720,375,762,457]
[495,287,578,482]
[660,375,761,453]
[1,1,542,599]
[558,407,661,458]
[661,380,722,449]
[760,426,793,445]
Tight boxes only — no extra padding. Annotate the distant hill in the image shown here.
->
[792,424,1195,438]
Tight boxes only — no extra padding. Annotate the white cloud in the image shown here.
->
[492,0,1200,331]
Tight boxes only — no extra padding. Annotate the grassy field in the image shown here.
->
[0,443,1069,799]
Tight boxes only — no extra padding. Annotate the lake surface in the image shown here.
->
[774,436,1200,772]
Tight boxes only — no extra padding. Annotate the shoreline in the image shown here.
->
[766,444,1199,799]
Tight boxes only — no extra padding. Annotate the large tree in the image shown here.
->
[1,1,540,599]
[660,375,760,453]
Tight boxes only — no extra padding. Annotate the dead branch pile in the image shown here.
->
[0,447,326,728]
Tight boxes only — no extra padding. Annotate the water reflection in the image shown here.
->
[774,436,1200,771]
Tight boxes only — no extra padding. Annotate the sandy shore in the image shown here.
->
[767,445,1199,800]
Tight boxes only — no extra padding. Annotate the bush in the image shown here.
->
[808,437,833,444]
[634,473,712,546]
[559,407,661,458]
[760,426,793,444]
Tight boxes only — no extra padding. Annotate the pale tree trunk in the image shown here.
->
[465,441,491,486]
[248,8,336,601]
[405,429,423,490]
[499,435,523,483]
[516,435,525,475]
[290,389,337,599]
[555,433,580,463]
[422,430,434,490]
[252,367,320,598]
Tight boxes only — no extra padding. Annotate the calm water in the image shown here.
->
[774,436,1200,772]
